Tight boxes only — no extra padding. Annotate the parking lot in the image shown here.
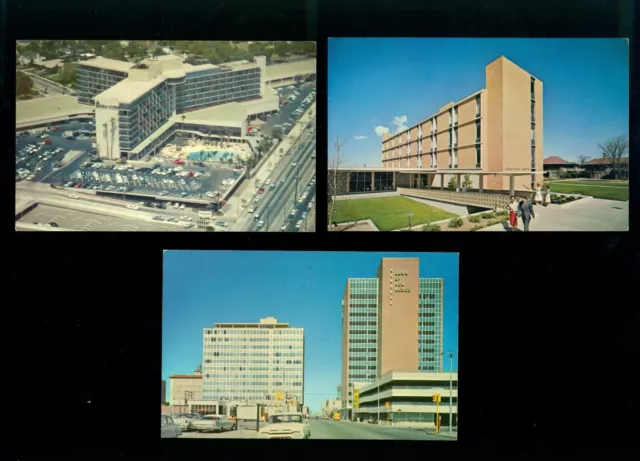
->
[15,120,95,183]
[19,204,189,231]
[253,82,315,137]
[63,161,237,201]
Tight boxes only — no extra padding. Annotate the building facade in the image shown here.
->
[357,371,457,428]
[76,58,133,105]
[85,54,275,159]
[169,365,203,406]
[202,317,305,410]
[321,398,342,416]
[380,55,543,192]
[161,380,166,404]
[341,258,444,417]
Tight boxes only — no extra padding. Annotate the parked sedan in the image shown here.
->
[161,415,182,438]
[258,412,311,439]
[171,413,203,432]
[189,415,237,433]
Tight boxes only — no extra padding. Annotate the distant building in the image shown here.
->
[321,399,341,416]
[169,365,203,406]
[203,317,305,412]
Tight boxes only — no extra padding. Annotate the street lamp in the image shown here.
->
[406,212,414,231]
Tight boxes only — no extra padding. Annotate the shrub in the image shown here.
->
[448,217,464,228]
[470,224,483,231]
[468,215,481,223]
[495,210,509,217]
[480,212,495,220]
[447,176,457,189]
[422,223,441,232]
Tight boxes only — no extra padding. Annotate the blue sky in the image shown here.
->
[162,251,459,414]
[328,38,629,166]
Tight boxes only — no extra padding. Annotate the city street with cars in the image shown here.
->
[176,418,450,440]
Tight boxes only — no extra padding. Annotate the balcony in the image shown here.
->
[476,162,481,168]
[531,92,535,101]
[531,116,535,123]
[531,139,535,146]
[476,138,481,144]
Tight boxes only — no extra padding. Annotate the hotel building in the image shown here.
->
[78,54,279,160]
[202,317,305,410]
[169,365,203,406]
[331,56,543,202]
[341,258,444,417]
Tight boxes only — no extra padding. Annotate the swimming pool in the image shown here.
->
[187,150,236,161]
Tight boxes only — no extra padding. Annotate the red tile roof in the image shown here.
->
[543,156,569,165]
[586,157,629,165]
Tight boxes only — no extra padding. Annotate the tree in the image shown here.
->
[447,176,457,189]
[126,41,148,59]
[206,226,216,232]
[328,136,348,227]
[16,72,34,95]
[598,135,628,180]
[275,42,291,57]
[58,64,77,86]
[102,42,125,60]
[462,174,472,190]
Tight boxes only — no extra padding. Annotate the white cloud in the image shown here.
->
[393,115,408,133]
[374,126,390,136]
[352,135,367,140]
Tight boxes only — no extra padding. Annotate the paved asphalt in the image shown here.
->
[260,82,315,137]
[233,128,315,231]
[178,419,450,440]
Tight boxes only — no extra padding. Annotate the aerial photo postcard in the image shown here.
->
[328,38,628,232]
[162,251,459,440]
[15,40,316,232]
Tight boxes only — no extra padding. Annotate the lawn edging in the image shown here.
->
[392,209,507,232]
[329,219,380,231]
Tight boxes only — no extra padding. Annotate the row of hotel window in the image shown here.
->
[203,366,302,373]
[207,351,302,358]
[207,337,302,342]
[385,121,482,155]
[206,329,302,335]
[203,379,303,387]
[385,94,481,149]
[204,358,303,364]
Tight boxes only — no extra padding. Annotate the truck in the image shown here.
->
[333,413,340,421]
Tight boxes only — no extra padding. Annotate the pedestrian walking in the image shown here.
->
[507,196,519,231]
[544,185,552,207]
[521,194,536,232]
[534,183,543,205]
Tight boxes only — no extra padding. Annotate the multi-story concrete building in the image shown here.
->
[80,54,279,160]
[169,365,203,406]
[331,56,543,199]
[202,317,305,411]
[357,371,458,428]
[76,57,134,105]
[340,258,444,419]
[321,398,342,416]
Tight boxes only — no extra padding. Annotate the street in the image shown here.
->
[178,419,452,440]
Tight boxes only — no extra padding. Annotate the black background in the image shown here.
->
[5,0,638,459]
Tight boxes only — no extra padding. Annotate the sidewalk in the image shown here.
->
[424,429,457,439]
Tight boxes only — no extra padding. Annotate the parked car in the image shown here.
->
[189,415,237,433]
[257,412,311,439]
[161,415,182,438]
[171,413,203,432]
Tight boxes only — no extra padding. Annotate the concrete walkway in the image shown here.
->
[479,197,628,231]
[335,191,399,200]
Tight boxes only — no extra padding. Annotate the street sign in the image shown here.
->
[385,401,390,408]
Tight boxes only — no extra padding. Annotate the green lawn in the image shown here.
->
[332,196,457,231]
[546,181,629,201]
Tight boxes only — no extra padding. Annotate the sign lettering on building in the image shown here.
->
[96,102,119,110]
[393,270,411,292]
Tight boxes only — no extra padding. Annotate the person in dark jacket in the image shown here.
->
[520,194,536,231]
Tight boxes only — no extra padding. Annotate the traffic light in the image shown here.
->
[433,393,441,403]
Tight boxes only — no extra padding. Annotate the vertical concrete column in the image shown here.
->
[456,174,461,190]
[371,172,375,192]
[440,174,444,190]
[392,172,396,190]
[478,174,484,193]
[509,175,515,196]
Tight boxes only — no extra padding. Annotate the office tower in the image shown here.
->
[341,258,443,410]
[202,317,304,409]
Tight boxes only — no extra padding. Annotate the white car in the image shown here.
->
[258,412,311,439]
[257,220,265,228]
[248,207,255,213]
[254,196,260,203]
[190,415,236,433]
[265,178,271,185]
[126,204,139,210]
[161,415,182,438]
